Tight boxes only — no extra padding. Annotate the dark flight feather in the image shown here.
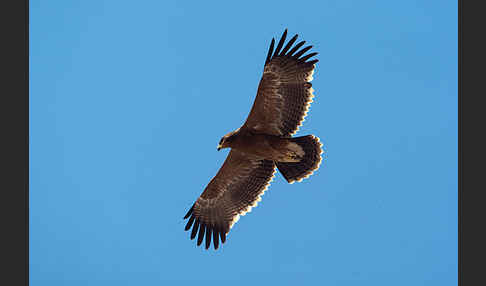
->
[287,40,306,57]
[273,29,287,57]
[197,223,206,246]
[299,52,318,63]
[293,45,313,59]
[265,38,275,65]
[183,205,193,219]
[191,219,199,240]
[280,34,299,56]
[205,227,212,249]
[213,228,220,250]
[184,215,195,231]
[220,231,226,244]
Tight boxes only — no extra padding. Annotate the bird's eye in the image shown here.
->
[219,138,224,144]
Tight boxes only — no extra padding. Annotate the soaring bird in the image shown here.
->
[183,29,323,250]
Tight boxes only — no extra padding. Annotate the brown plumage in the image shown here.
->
[184,29,323,250]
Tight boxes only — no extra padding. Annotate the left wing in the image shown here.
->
[242,29,318,137]
[183,149,276,250]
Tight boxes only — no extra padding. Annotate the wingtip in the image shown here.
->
[280,33,299,56]
[205,227,212,249]
[293,45,313,59]
[274,29,288,57]
[183,204,194,219]
[190,219,200,240]
[299,52,318,63]
[197,223,206,246]
[220,231,227,244]
[281,28,288,40]
[265,38,276,65]
[184,215,195,231]
[287,40,306,57]
[213,229,220,250]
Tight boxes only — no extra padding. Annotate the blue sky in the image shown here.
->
[30,1,457,285]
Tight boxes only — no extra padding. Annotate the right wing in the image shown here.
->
[183,149,276,250]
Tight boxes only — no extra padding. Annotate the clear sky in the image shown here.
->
[30,1,457,285]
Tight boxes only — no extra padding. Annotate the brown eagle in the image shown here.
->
[184,29,323,250]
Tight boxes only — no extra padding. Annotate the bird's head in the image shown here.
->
[217,129,239,151]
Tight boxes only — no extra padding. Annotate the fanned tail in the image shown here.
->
[276,135,323,183]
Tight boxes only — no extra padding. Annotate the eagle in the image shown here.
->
[183,29,323,250]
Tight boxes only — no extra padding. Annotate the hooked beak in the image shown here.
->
[217,144,222,151]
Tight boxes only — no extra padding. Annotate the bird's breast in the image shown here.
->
[232,133,286,161]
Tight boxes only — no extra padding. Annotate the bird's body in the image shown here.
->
[222,129,304,162]
[183,29,324,250]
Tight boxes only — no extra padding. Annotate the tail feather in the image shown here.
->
[276,135,323,183]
